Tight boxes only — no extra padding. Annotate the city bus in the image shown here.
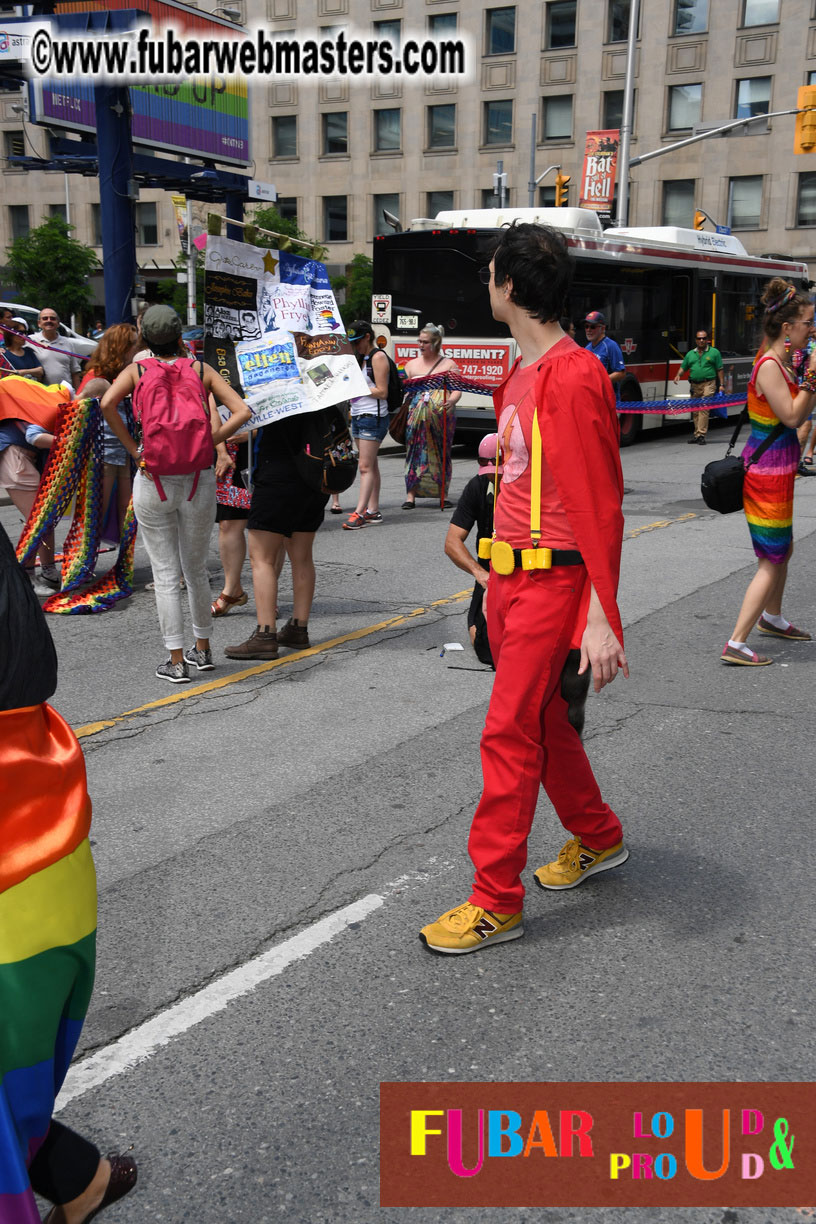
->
[371,207,811,445]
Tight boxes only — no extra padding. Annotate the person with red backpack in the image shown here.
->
[100,306,250,683]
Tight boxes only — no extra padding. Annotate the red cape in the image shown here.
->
[493,340,625,646]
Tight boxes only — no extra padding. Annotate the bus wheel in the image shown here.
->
[618,410,642,447]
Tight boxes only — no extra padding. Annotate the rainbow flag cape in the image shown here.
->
[8,387,137,614]
[0,703,96,1223]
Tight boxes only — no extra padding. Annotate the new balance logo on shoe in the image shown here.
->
[472,916,498,940]
[578,852,596,870]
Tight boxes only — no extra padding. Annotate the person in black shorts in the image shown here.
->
[224,414,328,660]
[444,434,502,667]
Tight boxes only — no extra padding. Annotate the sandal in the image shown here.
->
[212,590,248,617]
[401,500,416,509]
[804,457,814,466]
[330,505,343,514]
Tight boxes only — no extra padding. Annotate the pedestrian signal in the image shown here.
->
[794,86,816,154]
[693,211,706,231]
[555,173,571,207]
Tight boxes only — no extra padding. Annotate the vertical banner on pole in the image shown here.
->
[171,195,188,254]
[579,130,620,213]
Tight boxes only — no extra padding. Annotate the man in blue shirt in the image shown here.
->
[584,311,625,396]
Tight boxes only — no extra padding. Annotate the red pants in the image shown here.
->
[468,566,622,913]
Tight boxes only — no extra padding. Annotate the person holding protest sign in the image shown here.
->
[224,413,330,660]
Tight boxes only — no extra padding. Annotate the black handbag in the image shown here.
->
[701,409,786,515]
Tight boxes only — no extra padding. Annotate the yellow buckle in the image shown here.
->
[477,537,493,560]
[520,547,552,571]
[490,540,515,575]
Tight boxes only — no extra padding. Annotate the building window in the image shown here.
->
[742,0,779,25]
[48,204,67,222]
[136,201,158,246]
[662,180,695,226]
[668,83,702,131]
[427,190,454,215]
[8,204,29,241]
[483,99,513,145]
[91,203,102,246]
[539,185,556,206]
[373,18,401,49]
[427,104,456,148]
[735,76,771,119]
[374,108,401,152]
[485,7,516,54]
[322,112,348,155]
[3,129,24,160]
[607,0,636,43]
[545,1,576,48]
[271,115,297,159]
[323,196,348,242]
[373,193,400,237]
[429,12,457,34]
[603,90,625,129]
[797,173,816,225]
[541,95,573,140]
[276,197,298,222]
[482,187,506,208]
[809,70,816,85]
[728,175,763,228]
[673,0,708,34]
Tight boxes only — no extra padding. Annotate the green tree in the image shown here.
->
[330,253,373,326]
[5,215,100,321]
[248,206,325,260]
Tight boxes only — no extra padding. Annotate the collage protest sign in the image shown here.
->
[202,234,365,431]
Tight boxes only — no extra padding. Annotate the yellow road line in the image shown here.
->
[74,589,472,741]
[625,512,697,539]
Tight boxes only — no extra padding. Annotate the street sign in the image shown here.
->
[715,224,731,235]
[248,180,277,202]
[371,295,392,324]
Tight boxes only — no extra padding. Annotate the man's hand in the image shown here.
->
[578,586,629,692]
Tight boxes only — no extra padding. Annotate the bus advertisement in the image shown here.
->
[371,207,810,445]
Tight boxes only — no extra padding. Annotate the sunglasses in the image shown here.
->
[696,336,708,341]
[478,267,492,284]
[40,318,58,323]
[585,323,600,330]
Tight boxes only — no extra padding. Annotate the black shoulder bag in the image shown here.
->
[700,409,786,515]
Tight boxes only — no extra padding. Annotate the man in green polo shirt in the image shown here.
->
[674,328,724,444]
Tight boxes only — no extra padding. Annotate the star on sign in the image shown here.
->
[262,251,279,276]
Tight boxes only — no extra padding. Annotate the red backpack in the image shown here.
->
[132,358,213,501]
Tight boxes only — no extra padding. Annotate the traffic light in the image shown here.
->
[693,210,706,230]
[555,172,571,207]
[794,86,816,154]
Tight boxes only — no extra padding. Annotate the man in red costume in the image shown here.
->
[420,223,629,955]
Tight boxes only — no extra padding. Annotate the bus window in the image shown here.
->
[718,274,762,357]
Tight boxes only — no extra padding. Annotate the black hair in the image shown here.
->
[491,223,573,323]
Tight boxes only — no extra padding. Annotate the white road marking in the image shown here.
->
[56,894,384,1111]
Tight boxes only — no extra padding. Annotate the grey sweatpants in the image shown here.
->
[133,469,216,650]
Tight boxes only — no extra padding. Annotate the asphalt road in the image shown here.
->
[5,419,815,1224]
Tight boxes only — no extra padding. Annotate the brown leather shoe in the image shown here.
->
[86,1153,138,1221]
[276,618,310,648]
[224,626,278,660]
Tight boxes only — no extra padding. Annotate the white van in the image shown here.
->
[0,301,96,358]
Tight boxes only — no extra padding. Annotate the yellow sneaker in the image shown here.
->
[533,836,629,891]
[419,902,523,955]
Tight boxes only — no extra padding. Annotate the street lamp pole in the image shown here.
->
[615,0,640,228]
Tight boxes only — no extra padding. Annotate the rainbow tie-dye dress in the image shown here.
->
[741,354,800,564]
[0,702,96,1223]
